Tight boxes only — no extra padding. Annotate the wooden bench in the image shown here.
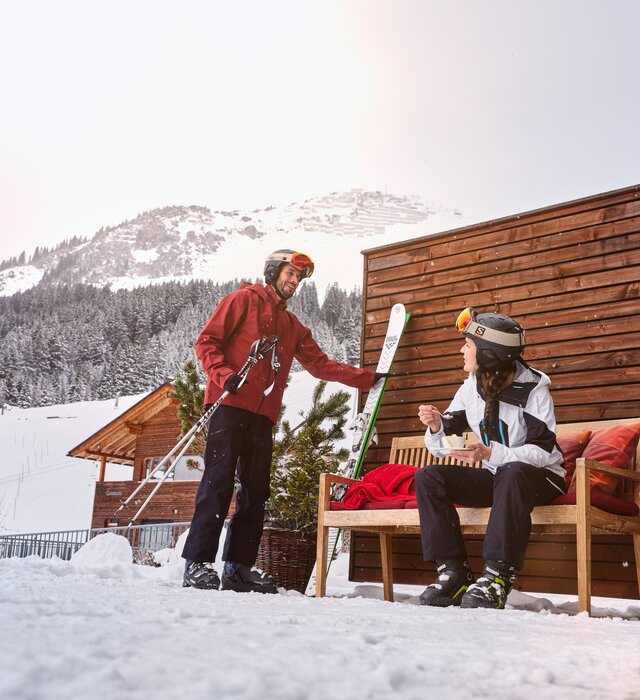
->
[315,418,640,614]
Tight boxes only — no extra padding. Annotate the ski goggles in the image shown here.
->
[266,251,314,279]
[456,307,525,347]
[455,307,476,333]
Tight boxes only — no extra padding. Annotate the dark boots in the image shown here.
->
[419,559,474,607]
[460,560,516,609]
[221,563,278,594]
[183,560,220,590]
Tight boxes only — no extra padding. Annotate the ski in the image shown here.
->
[339,302,410,488]
[323,303,409,577]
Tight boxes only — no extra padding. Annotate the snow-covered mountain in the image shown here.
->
[0,190,464,298]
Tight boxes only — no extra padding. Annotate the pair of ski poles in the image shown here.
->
[115,335,279,528]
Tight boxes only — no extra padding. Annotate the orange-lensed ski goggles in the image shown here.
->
[266,251,314,279]
[455,307,476,333]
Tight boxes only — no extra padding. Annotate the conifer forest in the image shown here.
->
[0,280,363,408]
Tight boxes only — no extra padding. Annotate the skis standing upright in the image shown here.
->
[338,302,410,486]
[326,303,409,568]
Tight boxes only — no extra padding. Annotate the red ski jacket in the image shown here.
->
[196,282,375,423]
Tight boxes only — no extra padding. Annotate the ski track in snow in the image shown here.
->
[0,535,639,700]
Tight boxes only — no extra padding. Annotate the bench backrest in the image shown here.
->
[389,418,640,502]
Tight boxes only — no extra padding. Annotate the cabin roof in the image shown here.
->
[67,382,177,465]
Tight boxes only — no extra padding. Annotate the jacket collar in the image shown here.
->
[240,281,288,310]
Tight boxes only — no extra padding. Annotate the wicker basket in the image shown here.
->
[255,527,317,594]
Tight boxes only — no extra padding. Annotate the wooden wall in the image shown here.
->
[352,533,639,599]
[92,481,201,529]
[352,184,640,595]
[132,405,184,481]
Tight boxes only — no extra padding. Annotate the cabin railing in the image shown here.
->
[0,521,191,562]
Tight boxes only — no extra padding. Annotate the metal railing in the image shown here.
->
[0,529,89,560]
[0,522,191,562]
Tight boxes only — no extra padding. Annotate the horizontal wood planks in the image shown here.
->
[359,185,640,454]
[133,405,184,480]
[91,480,236,529]
[350,532,639,599]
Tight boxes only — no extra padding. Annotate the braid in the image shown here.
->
[478,365,514,430]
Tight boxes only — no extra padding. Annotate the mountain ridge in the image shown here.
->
[0,189,463,296]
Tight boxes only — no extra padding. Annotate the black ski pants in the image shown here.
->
[414,461,566,569]
[182,405,273,566]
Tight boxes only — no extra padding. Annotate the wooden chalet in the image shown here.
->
[68,383,220,530]
[354,183,640,599]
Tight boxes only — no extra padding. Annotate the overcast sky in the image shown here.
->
[1,0,638,261]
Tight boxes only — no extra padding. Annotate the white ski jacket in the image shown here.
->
[425,362,565,479]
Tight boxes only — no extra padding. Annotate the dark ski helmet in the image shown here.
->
[456,307,525,370]
[263,250,314,285]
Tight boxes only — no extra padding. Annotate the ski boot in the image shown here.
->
[460,560,516,609]
[419,558,473,607]
[221,562,278,594]
[183,560,220,590]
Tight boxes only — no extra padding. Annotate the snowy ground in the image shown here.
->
[0,533,639,700]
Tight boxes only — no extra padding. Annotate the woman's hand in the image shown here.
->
[447,442,492,464]
[418,405,442,432]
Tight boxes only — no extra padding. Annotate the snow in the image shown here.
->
[0,532,638,700]
[0,374,356,534]
[130,248,160,263]
[0,263,44,295]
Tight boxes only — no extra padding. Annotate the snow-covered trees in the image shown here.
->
[0,280,363,408]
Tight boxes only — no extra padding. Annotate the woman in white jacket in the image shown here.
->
[416,307,566,610]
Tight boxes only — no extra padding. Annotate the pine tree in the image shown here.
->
[266,380,351,531]
[168,360,206,457]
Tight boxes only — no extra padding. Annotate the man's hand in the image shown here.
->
[418,404,442,432]
[373,371,391,383]
[224,373,243,394]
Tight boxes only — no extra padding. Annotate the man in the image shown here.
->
[182,249,382,593]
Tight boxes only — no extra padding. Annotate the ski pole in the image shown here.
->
[119,335,279,526]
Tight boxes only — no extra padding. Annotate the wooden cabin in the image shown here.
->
[354,183,640,598]
[68,383,218,529]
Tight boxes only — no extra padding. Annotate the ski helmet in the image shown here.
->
[456,307,525,370]
[263,250,314,285]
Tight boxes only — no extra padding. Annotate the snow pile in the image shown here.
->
[0,545,639,700]
[71,532,133,568]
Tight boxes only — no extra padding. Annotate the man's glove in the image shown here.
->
[224,373,243,394]
[373,371,391,383]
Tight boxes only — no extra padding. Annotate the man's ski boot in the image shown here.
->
[183,560,220,590]
[419,558,473,607]
[221,562,278,594]
[460,560,516,609]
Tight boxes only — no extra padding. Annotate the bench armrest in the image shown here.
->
[576,457,640,483]
[318,472,359,512]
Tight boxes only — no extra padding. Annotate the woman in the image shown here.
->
[415,307,565,609]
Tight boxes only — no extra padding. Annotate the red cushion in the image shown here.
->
[551,487,639,516]
[557,429,592,488]
[404,499,418,509]
[329,499,410,511]
[570,422,640,494]
[363,499,410,510]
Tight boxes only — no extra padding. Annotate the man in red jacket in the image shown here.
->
[182,249,379,593]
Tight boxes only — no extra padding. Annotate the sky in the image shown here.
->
[1,0,639,262]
